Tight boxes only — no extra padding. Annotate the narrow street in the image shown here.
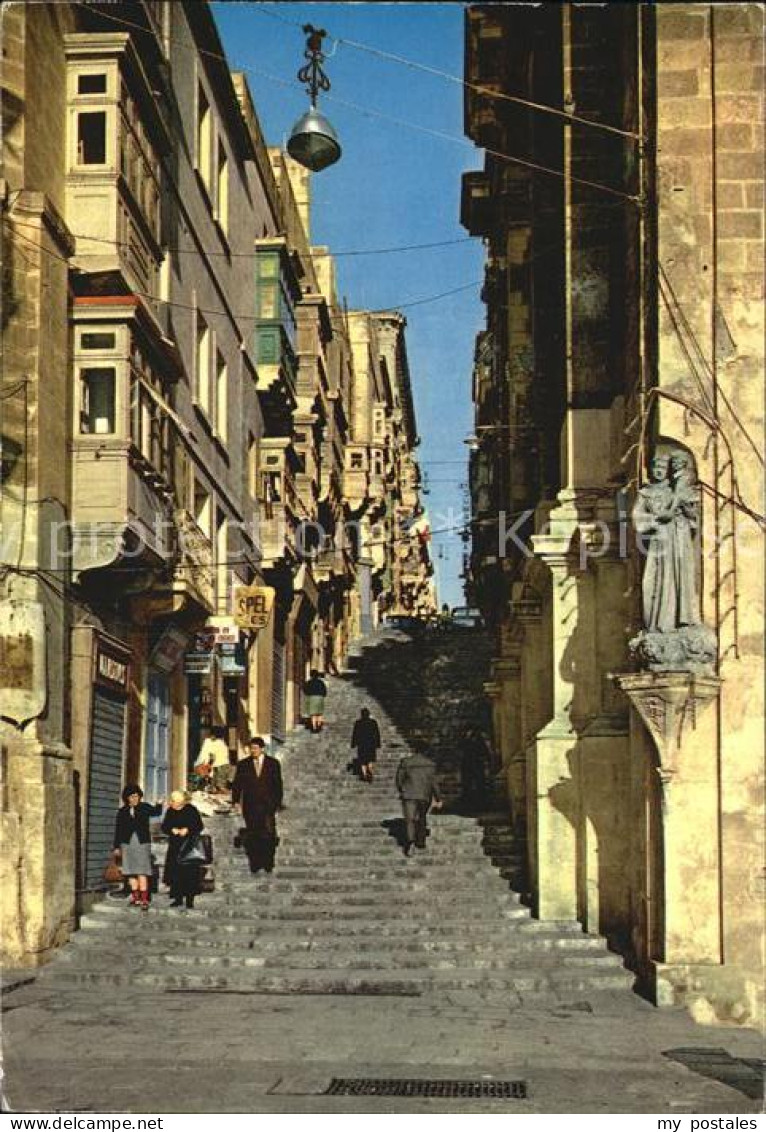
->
[3,629,762,1115]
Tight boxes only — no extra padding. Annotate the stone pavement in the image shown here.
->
[2,629,763,1113]
[2,981,764,1113]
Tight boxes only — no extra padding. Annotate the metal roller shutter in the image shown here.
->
[84,689,125,889]
[271,641,285,743]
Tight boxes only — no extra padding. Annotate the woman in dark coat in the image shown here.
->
[350,708,381,782]
[303,669,328,734]
[161,790,204,909]
[113,785,163,909]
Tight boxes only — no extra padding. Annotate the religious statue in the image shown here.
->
[630,447,716,673]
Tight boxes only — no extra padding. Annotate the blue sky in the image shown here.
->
[212,2,486,606]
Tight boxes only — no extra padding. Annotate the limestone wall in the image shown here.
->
[1,4,77,965]
[654,2,765,1025]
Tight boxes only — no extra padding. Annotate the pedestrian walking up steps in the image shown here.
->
[41,630,634,999]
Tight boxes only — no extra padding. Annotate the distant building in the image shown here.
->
[346,310,435,631]
[462,3,764,1026]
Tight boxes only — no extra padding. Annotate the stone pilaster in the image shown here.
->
[616,670,723,1003]
[525,510,582,923]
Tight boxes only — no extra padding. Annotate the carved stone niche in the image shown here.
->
[614,670,721,778]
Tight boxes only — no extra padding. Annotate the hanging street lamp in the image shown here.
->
[287,25,342,173]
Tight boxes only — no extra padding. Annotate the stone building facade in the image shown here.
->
[462,3,764,1026]
[346,310,435,632]
[1,0,432,964]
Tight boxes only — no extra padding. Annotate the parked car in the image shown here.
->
[384,614,425,633]
[450,606,484,629]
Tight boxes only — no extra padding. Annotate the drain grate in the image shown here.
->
[324,1078,527,1099]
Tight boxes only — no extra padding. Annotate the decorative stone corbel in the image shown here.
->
[614,670,721,777]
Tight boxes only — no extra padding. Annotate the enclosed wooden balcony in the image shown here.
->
[70,309,180,578]
[65,34,169,312]
[257,439,300,567]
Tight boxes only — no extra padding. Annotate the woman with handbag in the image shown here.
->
[113,785,163,910]
[161,790,205,909]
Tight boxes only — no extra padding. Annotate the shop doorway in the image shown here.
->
[145,672,170,799]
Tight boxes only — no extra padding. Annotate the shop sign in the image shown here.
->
[218,642,247,677]
[149,625,189,674]
[0,599,46,723]
[233,585,275,631]
[95,643,130,692]
[184,651,215,676]
[205,617,239,646]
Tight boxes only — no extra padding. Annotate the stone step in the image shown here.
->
[78,910,586,938]
[53,948,626,974]
[83,904,533,924]
[41,965,633,994]
[70,928,610,955]
[210,871,516,890]
[128,896,524,914]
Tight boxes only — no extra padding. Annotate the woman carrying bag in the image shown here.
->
[113,785,163,910]
[162,790,206,909]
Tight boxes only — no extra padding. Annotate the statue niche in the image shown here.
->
[630,445,717,674]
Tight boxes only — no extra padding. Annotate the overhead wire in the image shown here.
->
[659,263,764,468]
[6,222,483,317]
[7,218,473,259]
[246,2,642,142]
[72,2,640,206]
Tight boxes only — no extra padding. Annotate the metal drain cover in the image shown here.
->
[324,1078,527,1099]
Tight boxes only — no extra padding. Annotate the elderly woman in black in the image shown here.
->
[113,785,163,910]
[161,790,205,909]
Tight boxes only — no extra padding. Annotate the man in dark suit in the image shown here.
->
[231,736,283,874]
[395,741,442,855]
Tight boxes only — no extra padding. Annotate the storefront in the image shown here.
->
[184,617,252,771]
[71,627,131,895]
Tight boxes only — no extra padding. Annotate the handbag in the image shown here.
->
[103,860,122,884]
[177,834,208,865]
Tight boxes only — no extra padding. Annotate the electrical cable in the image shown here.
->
[241,57,640,205]
[659,263,764,468]
[7,218,473,259]
[246,3,642,142]
[6,221,483,318]
[72,2,640,206]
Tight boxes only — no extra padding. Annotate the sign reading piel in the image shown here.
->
[233,585,275,631]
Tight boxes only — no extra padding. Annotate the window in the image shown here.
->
[196,84,212,190]
[215,351,227,442]
[195,312,211,414]
[80,368,116,434]
[215,509,228,614]
[193,480,211,539]
[81,332,116,351]
[77,111,106,164]
[256,253,279,320]
[174,448,192,512]
[78,73,106,94]
[216,142,228,234]
[257,279,279,320]
[247,434,258,499]
[350,453,364,470]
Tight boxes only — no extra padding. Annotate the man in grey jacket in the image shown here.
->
[395,741,442,855]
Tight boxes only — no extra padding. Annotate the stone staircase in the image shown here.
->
[38,630,633,999]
